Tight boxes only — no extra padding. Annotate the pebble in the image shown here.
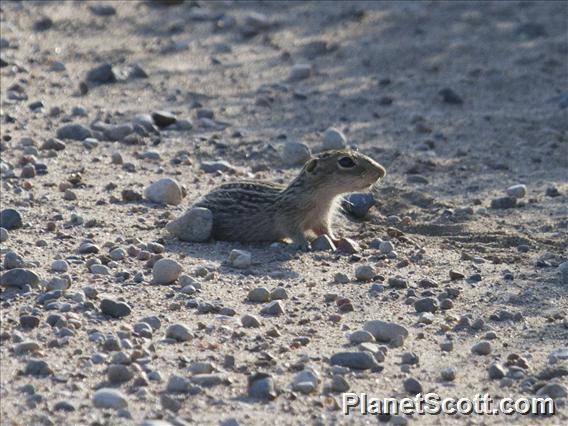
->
[51,260,69,272]
[89,3,116,16]
[141,315,161,330]
[414,297,439,313]
[490,196,517,209]
[0,208,23,230]
[24,359,53,376]
[109,248,126,261]
[388,276,408,289]
[247,287,271,303]
[63,189,77,201]
[260,301,285,316]
[401,352,419,365]
[152,258,182,285]
[151,111,177,128]
[229,249,251,268]
[379,240,394,254]
[90,264,110,275]
[349,330,375,344]
[200,160,237,174]
[108,364,134,384]
[189,362,215,375]
[546,185,560,197]
[355,264,375,282]
[536,383,567,399]
[104,124,133,141]
[289,64,312,81]
[100,298,132,318]
[14,340,40,355]
[330,352,378,370]
[19,315,40,329]
[441,367,456,381]
[449,270,465,280]
[191,374,224,387]
[0,268,40,288]
[93,388,127,409]
[403,377,423,394]
[270,287,288,300]
[363,320,409,343]
[248,373,276,400]
[342,193,375,218]
[488,362,506,379]
[144,178,183,205]
[165,323,192,342]
[471,340,492,355]
[53,400,76,412]
[281,142,311,166]
[322,127,347,150]
[334,272,349,284]
[331,375,350,392]
[336,237,360,254]
[166,208,213,242]
[506,184,527,198]
[56,123,92,141]
[291,368,320,394]
[0,227,8,242]
[86,63,116,84]
[241,314,261,328]
[439,88,463,104]
[311,234,336,251]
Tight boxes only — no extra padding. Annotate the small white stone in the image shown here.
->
[51,259,69,272]
[281,142,311,166]
[229,249,251,268]
[144,178,183,205]
[166,208,213,242]
[322,127,347,150]
[506,184,527,199]
[152,258,182,285]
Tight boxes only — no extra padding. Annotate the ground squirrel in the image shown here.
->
[193,149,386,248]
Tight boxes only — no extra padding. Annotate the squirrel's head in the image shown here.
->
[301,149,386,195]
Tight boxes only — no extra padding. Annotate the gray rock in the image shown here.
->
[86,63,116,84]
[51,260,69,272]
[24,359,53,376]
[165,323,192,342]
[331,375,350,392]
[330,352,378,370]
[379,240,394,254]
[0,268,40,288]
[289,64,312,81]
[506,184,527,199]
[190,374,224,387]
[355,264,375,282]
[152,258,182,285]
[4,251,24,269]
[0,227,8,242]
[141,315,161,330]
[403,377,423,394]
[322,127,347,150]
[166,208,213,242]
[188,362,215,375]
[441,367,456,381]
[401,352,419,365]
[558,262,568,285]
[46,276,71,291]
[536,383,567,399]
[349,330,375,345]
[248,373,276,400]
[100,298,132,318]
[388,276,408,288]
[41,138,66,151]
[144,178,183,205]
[342,193,375,218]
[90,264,110,275]
[491,196,517,209]
[0,209,23,230]
[471,341,492,355]
[108,364,134,384]
[229,249,251,268]
[53,400,76,412]
[241,12,271,37]
[56,124,92,141]
[92,388,127,409]
[488,363,506,379]
[291,368,320,394]
[167,374,191,393]
[151,111,176,128]
[311,234,336,251]
[363,320,409,343]
[14,340,40,355]
[89,4,116,16]
[104,124,133,141]
[414,297,439,313]
[260,301,285,316]
[20,315,40,329]
[270,287,288,300]
[241,314,261,328]
[281,142,311,166]
[248,287,271,303]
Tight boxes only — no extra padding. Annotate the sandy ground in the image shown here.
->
[0,1,567,425]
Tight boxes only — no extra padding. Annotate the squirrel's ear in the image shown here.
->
[305,159,318,173]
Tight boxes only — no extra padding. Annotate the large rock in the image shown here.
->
[56,124,93,141]
[0,208,23,230]
[363,320,409,343]
[144,178,183,205]
[166,207,213,242]
[0,268,40,289]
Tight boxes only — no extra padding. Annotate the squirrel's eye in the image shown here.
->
[338,156,356,168]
